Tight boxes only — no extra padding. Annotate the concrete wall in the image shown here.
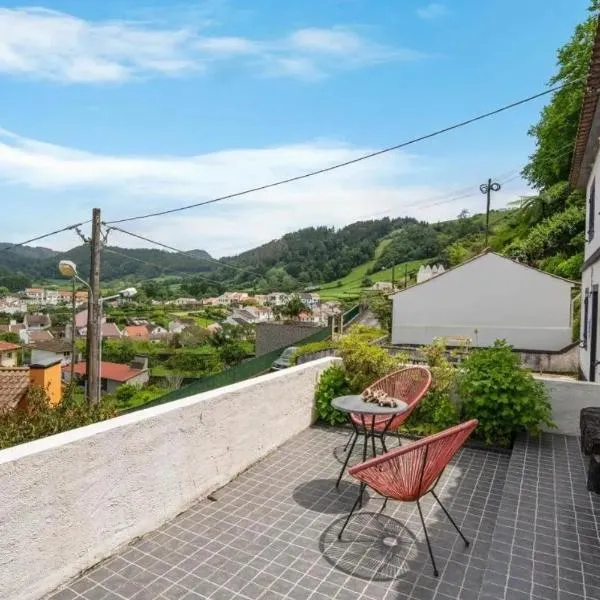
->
[391,253,574,351]
[519,344,579,375]
[255,322,327,356]
[537,376,600,436]
[0,357,336,600]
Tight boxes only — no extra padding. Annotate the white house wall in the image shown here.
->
[580,146,600,380]
[391,253,573,351]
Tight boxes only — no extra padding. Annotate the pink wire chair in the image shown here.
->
[344,366,432,454]
[338,419,479,576]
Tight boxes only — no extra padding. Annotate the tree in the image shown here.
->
[361,276,373,287]
[177,325,211,348]
[367,293,392,333]
[0,332,20,344]
[522,2,599,189]
[279,295,306,320]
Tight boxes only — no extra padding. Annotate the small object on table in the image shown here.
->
[362,388,402,408]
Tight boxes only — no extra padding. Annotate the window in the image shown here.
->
[589,180,596,241]
[583,289,589,348]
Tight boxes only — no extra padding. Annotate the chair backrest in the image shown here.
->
[349,420,479,501]
[367,366,432,409]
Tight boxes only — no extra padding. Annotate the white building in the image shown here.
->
[570,27,600,380]
[390,252,576,351]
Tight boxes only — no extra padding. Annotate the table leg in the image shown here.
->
[370,415,377,458]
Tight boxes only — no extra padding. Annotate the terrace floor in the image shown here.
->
[45,428,600,600]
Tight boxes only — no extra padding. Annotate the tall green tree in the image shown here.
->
[522,3,599,189]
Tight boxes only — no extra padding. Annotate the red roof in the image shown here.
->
[0,341,20,352]
[70,361,146,382]
[124,325,149,338]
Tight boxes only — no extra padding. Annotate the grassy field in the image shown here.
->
[317,257,428,300]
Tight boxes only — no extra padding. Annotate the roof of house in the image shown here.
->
[570,18,600,188]
[390,251,578,298]
[70,361,147,382]
[75,310,88,328]
[0,367,29,410]
[101,322,122,338]
[124,325,149,338]
[0,341,21,352]
[26,314,51,326]
[31,339,72,353]
[28,330,54,343]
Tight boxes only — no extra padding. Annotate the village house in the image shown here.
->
[171,297,200,307]
[369,281,395,292]
[267,292,289,306]
[298,292,320,309]
[67,356,149,394]
[0,296,27,315]
[0,341,20,367]
[24,288,45,303]
[30,339,77,367]
[390,251,576,351]
[24,313,51,330]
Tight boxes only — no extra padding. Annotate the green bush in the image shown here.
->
[290,341,337,365]
[458,340,554,446]
[338,329,399,392]
[0,385,115,450]
[404,339,459,436]
[314,364,351,426]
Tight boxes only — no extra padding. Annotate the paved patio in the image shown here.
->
[45,427,599,600]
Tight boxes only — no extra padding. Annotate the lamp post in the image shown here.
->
[59,260,136,403]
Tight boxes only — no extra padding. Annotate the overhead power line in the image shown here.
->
[106,225,261,278]
[0,221,91,254]
[105,79,583,226]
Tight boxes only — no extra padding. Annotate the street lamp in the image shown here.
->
[58,260,137,401]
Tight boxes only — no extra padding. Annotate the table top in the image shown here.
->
[332,394,408,415]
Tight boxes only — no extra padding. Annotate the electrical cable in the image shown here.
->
[0,221,91,254]
[105,80,583,225]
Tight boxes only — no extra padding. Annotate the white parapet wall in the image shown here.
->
[536,375,600,435]
[0,357,337,600]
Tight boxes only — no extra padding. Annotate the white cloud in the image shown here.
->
[0,8,421,83]
[0,128,526,257]
[417,3,449,20]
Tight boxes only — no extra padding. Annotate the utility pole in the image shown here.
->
[391,264,396,289]
[480,178,501,247]
[404,263,408,288]
[86,208,102,405]
[70,276,76,384]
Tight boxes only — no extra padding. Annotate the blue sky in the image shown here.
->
[0,0,591,256]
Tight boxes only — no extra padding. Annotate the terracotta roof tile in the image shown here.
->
[28,330,54,343]
[0,341,21,352]
[0,367,29,410]
[70,361,146,382]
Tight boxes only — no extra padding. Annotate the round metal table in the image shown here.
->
[332,394,408,489]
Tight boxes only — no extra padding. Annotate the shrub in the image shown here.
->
[0,385,115,450]
[457,340,554,446]
[314,364,351,425]
[338,329,399,392]
[404,339,459,436]
[290,341,337,365]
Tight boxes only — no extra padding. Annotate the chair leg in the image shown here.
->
[336,430,358,489]
[379,497,389,513]
[380,435,388,454]
[431,491,470,547]
[343,430,356,452]
[338,486,363,540]
[417,499,439,577]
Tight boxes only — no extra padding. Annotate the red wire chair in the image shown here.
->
[338,419,479,576]
[344,366,432,454]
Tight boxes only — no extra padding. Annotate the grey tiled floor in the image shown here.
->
[46,427,508,600]
[480,433,600,600]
